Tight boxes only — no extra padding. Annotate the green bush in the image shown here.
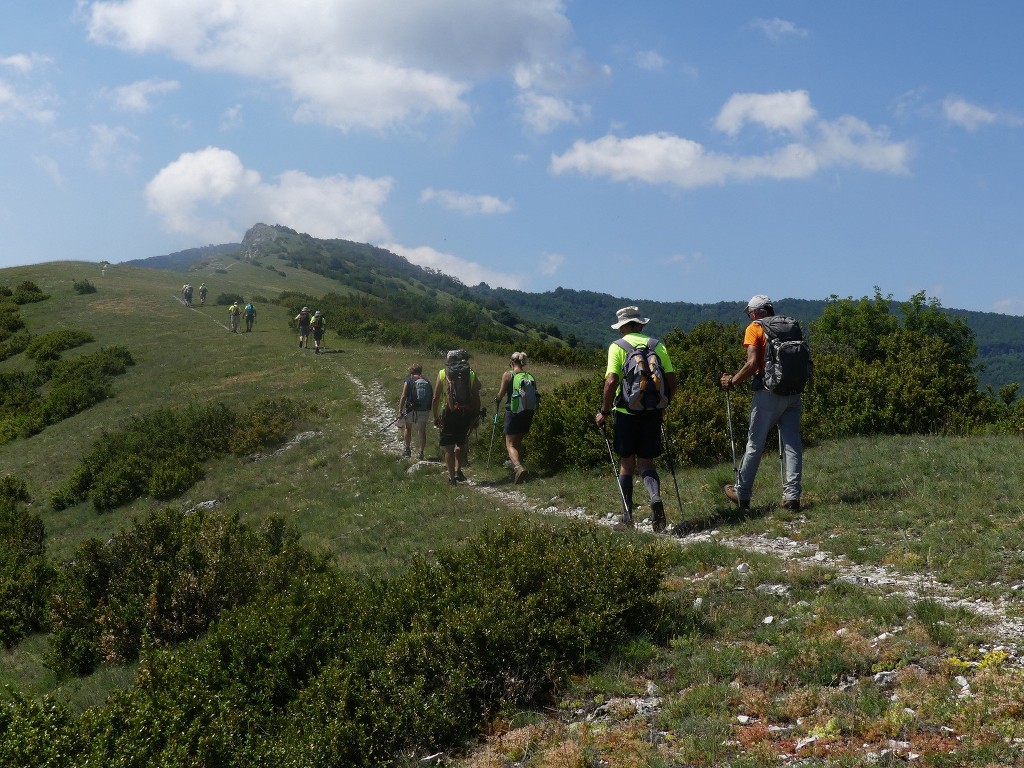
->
[0,302,25,340]
[0,476,53,647]
[45,509,328,676]
[0,693,85,768]
[216,292,243,306]
[52,399,303,511]
[31,518,673,766]
[24,328,94,361]
[72,279,97,295]
[11,281,48,305]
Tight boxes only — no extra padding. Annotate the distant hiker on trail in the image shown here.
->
[398,363,433,459]
[595,306,677,532]
[494,351,538,484]
[720,294,807,512]
[228,301,241,333]
[182,283,193,307]
[432,349,481,485]
[310,310,325,353]
[198,283,207,305]
[294,306,311,348]
[244,301,256,332]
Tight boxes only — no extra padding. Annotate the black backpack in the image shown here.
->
[756,316,812,395]
[614,337,669,411]
[444,361,472,412]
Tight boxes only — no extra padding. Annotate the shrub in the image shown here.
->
[45,509,329,676]
[24,328,94,361]
[59,518,672,765]
[11,281,48,305]
[231,397,303,456]
[216,292,243,306]
[0,302,24,340]
[51,399,303,511]
[72,279,97,295]
[0,476,53,647]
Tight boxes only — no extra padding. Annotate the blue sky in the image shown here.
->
[2,2,1023,314]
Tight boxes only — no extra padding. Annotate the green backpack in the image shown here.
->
[509,372,539,414]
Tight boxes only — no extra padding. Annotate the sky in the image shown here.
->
[2,2,1023,315]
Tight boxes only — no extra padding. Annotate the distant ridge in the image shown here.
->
[127,227,1024,391]
[121,243,240,272]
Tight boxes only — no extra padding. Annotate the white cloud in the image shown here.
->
[551,91,909,188]
[34,155,63,186]
[145,146,393,244]
[220,104,243,131]
[633,50,667,71]
[0,53,52,73]
[0,77,57,123]
[993,297,1024,316]
[83,0,586,133]
[750,18,809,43]
[420,188,512,215]
[539,252,564,275]
[943,95,1024,131]
[715,91,817,137]
[89,124,140,171]
[516,90,588,134]
[665,251,704,271]
[109,78,180,112]
[384,242,522,289]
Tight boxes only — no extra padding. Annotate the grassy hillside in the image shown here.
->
[3,258,1024,765]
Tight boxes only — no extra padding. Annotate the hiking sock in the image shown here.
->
[618,475,633,517]
[641,469,661,502]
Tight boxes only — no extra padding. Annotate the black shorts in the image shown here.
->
[439,408,474,447]
[312,328,324,341]
[298,323,310,335]
[503,409,534,436]
[612,410,663,459]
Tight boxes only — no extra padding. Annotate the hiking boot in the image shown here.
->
[781,498,801,511]
[513,465,526,484]
[724,484,750,511]
[448,477,458,486]
[455,469,466,482]
[651,499,666,533]
[402,447,411,458]
[612,514,634,532]
[417,450,424,460]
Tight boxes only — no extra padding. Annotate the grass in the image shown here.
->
[3,258,1024,765]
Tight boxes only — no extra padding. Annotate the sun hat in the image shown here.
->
[446,349,469,364]
[610,306,650,329]
[744,295,773,313]
[314,310,321,316]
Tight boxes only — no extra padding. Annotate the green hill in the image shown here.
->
[3,256,1024,765]
[123,224,1024,391]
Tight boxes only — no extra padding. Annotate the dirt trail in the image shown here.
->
[347,369,1024,650]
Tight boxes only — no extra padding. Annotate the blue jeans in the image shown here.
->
[735,390,802,502]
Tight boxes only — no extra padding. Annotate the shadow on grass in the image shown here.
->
[671,503,776,537]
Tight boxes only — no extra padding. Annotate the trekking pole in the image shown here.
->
[661,424,684,521]
[379,408,408,433]
[778,429,785,495]
[724,387,739,485]
[598,422,631,521]
[487,410,499,467]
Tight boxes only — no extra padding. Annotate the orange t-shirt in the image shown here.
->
[742,321,766,375]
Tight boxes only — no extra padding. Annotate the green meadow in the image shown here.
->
[2,255,1024,767]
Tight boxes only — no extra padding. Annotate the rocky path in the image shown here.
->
[349,370,1024,650]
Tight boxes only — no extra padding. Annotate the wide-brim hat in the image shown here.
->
[611,306,650,329]
[314,310,321,316]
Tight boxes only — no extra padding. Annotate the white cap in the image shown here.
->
[744,295,772,313]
